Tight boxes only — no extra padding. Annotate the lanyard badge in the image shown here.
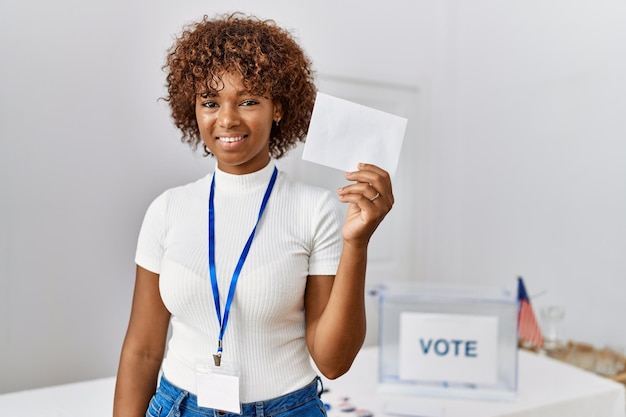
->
[207,166,278,366]
[197,167,278,414]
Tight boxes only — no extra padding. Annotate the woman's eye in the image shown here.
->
[241,100,259,106]
[202,101,218,108]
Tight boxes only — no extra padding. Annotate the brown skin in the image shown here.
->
[114,13,394,417]
[113,267,170,417]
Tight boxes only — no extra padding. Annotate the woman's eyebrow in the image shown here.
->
[237,89,259,97]
[196,89,265,98]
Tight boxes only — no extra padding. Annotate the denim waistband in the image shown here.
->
[156,374,323,416]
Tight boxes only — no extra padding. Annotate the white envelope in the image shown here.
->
[302,92,408,177]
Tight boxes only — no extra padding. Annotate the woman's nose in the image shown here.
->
[217,105,240,128]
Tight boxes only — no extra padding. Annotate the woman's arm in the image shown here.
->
[113,265,171,417]
[306,163,394,379]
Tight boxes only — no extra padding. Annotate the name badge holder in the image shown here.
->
[377,281,519,401]
[196,167,278,414]
[196,360,242,414]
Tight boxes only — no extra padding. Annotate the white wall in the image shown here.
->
[422,0,626,349]
[1,0,625,393]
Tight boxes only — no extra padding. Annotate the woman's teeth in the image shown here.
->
[217,136,244,143]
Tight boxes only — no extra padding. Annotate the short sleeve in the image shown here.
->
[134,191,168,274]
[308,191,344,276]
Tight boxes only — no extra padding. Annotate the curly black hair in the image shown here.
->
[163,12,317,158]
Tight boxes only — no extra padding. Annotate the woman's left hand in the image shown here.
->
[337,162,394,247]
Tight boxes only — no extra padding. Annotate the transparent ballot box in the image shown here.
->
[378,282,518,400]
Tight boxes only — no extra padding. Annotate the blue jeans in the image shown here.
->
[146,375,327,417]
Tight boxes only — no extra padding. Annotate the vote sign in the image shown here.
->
[398,312,499,385]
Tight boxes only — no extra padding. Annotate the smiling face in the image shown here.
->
[196,72,282,175]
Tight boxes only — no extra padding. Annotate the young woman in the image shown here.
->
[113,12,394,417]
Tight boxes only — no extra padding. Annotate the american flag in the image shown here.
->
[517,277,544,348]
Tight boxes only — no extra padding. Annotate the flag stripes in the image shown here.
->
[517,277,544,348]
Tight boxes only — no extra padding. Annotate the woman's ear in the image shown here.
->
[273,102,283,123]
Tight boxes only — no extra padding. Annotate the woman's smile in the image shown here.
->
[216,135,246,143]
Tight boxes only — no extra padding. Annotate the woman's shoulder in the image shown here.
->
[148,173,213,207]
[277,171,344,215]
[278,170,334,198]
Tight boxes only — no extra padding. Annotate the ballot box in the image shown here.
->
[378,281,519,400]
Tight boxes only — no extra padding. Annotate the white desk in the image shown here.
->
[322,347,626,417]
[0,377,115,417]
[0,348,624,417]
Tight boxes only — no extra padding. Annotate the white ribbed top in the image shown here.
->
[135,161,344,402]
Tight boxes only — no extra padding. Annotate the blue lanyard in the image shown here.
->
[208,166,278,366]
